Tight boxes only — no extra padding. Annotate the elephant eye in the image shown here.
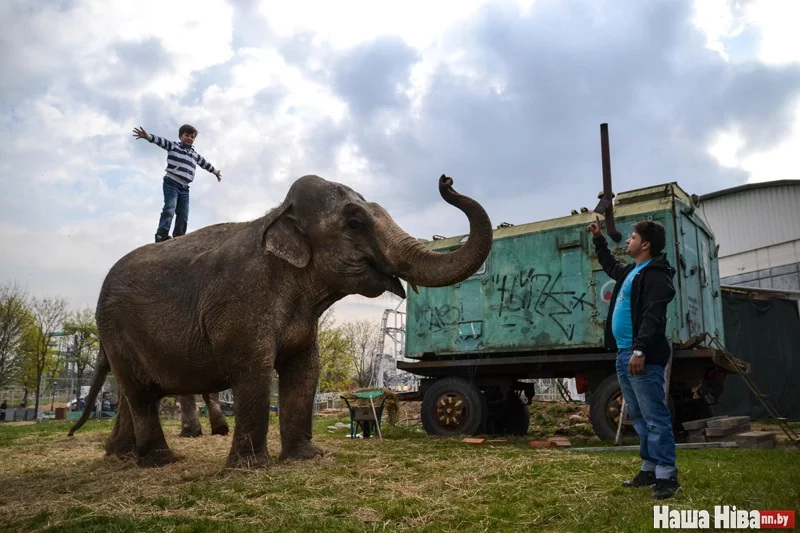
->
[346,218,362,230]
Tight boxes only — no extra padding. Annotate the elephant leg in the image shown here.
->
[127,386,179,467]
[203,392,230,436]
[178,394,203,438]
[277,342,324,461]
[106,392,136,458]
[226,373,272,469]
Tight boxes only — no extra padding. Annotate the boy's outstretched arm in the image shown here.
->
[193,151,222,182]
[132,126,173,151]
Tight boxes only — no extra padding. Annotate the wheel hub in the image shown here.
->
[607,392,633,428]
[434,392,467,430]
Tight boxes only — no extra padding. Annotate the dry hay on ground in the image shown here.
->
[1,404,797,532]
[0,417,571,531]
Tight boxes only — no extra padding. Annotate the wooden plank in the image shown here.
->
[682,415,728,431]
[735,431,776,442]
[706,416,750,429]
[706,424,751,437]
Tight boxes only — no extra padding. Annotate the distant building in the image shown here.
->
[698,180,800,291]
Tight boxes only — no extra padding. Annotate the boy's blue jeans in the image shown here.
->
[157,177,190,238]
[616,348,678,480]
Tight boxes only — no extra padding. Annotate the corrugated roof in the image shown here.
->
[699,179,800,202]
[696,181,800,255]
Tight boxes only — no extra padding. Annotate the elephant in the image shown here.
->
[176,392,229,437]
[68,174,492,468]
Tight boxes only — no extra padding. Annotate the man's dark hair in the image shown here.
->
[633,220,667,256]
[179,124,198,137]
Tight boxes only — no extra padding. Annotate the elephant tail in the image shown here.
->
[67,342,111,436]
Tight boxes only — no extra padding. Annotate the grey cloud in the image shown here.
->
[253,86,286,113]
[105,38,174,92]
[180,61,236,107]
[278,31,321,71]
[228,0,276,50]
[330,36,420,119]
[137,96,181,141]
[319,0,800,230]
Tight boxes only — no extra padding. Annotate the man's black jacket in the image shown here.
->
[593,235,677,366]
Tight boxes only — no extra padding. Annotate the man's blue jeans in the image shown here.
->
[616,348,677,480]
[156,177,190,238]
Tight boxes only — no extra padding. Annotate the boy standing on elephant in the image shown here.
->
[132,124,222,243]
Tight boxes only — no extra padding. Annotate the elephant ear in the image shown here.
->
[262,203,311,268]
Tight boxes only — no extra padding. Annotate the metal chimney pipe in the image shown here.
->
[595,123,623,242]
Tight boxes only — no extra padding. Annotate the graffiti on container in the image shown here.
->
[415,267,598,340]
[490,269,595,341]
[418,304,461,333]
[571,292,593,311]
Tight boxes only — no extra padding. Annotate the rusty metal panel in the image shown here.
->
[405,183,725,358]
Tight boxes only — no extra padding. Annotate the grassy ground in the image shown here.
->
[0,403,797,533]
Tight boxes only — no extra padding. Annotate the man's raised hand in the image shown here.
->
[132,126,148,140]
[587,215,604,238]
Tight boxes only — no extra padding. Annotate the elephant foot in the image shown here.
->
[136,448,180,468]
[279,442,324,462]
[179,425,203,438]
[211,423,230,436]
[105,437,136,458]
[226,451,272,469]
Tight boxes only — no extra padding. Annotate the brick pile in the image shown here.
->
[682,415,776,448]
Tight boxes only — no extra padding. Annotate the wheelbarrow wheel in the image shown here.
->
[421,377,488,436]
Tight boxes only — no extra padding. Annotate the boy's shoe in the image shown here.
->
[652,477,680,499]
[622,470,656,488]
[155,234,172,243]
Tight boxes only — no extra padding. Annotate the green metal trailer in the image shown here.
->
[397,181,746,440]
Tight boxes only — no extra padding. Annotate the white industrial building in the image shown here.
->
[698,179,800,291]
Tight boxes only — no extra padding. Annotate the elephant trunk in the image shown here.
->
[377,175,493,289]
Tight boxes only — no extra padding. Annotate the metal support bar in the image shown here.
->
[569,442,740,452]
[703,334,799,448]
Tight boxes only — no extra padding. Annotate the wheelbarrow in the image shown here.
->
[340,389,388,439]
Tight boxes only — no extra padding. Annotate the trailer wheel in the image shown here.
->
[590,374,630,441]
[421,377,488,436]
[589,373,676,442]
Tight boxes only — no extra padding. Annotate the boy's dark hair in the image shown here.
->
[179,124,197,137]
[633,220,667,256]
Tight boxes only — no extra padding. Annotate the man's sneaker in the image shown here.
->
[622,470,656,488]
[155,234,172,243]
[652,477,680,499]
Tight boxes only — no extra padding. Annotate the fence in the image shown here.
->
[527,378,585,403]
[0,374,117,418]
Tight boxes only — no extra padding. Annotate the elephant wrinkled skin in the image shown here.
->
[68,174,492,468]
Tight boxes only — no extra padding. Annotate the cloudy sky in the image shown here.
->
[1,0,799,331]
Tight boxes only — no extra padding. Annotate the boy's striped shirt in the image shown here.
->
[147,134,217,187]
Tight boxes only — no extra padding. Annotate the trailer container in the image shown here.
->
[398,181,746,440]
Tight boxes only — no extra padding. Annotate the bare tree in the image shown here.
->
[341,320,382,388]
[26,296,69,421]
[319,307,335,331]
[0,282,31,390]
[62,308,99,404]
